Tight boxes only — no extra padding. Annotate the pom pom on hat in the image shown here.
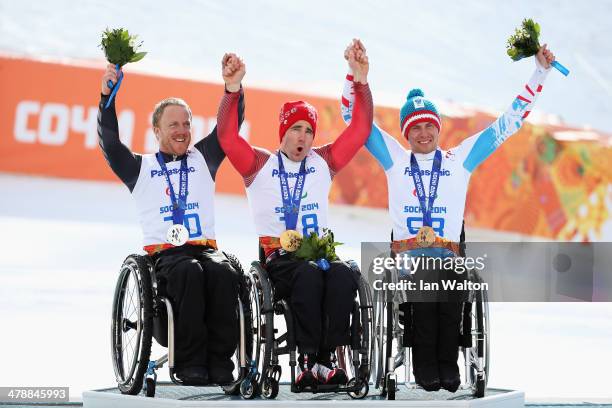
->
[407,88,425,99]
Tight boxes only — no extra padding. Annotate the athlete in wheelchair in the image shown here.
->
[371,224,489,400]
[215,41,374,398]
[236,246,373,399]
[340,45,555,398]
[98,63,253,397]
[110,251,254,397]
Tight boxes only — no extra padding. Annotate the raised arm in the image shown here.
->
[216,53,263,179]
[322,39,373,172]
[194,90,245,180]
[340,58,398,171]
[460,45,555,173]
[97,64,141,192]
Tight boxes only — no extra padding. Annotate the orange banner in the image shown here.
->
[1,56,610,241]
[0,56,351,195]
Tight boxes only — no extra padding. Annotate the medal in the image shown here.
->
[277,152,308,244]
[416,226,436,247]
[156,152,195,246]
[409,150,443,242]
[167,224,189,246]
[280,229,302,252]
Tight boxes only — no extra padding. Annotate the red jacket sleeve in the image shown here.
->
[216,88,258,178]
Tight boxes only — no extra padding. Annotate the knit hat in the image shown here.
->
[399,89,441,138]
[278,101,318,141]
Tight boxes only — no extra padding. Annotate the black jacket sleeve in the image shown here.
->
[195,88,245,180]
[97,95,142,192]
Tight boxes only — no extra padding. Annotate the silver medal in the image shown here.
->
[167,224,189,246]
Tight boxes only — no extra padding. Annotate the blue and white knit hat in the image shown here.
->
[399,89,441,138]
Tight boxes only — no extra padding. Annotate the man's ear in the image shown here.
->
[153,127,161,141]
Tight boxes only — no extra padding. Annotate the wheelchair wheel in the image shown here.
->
[240,378,258,399]
[223,293,254,395]
[261,376,279,399]
[144,377,156,398]
[111,254,153,395]
[223,251,244,276]
[341,261,374,385]
[222,252,256,396]
[463,272,490,398]
[354,261,374,379]
[347,377,369,400]
[387,377,396,400]
[371,268,406,390]
[244,263,274,389]
[332,262,372,398]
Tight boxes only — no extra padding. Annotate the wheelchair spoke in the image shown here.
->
[122,327,136,354]
[126,276,138,316]
[121,331,138,373]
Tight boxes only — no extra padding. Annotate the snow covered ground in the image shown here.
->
[1,0,611,134]
[1,174,612,402]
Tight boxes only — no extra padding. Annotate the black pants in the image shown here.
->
[407,262,463,382]
[154,245,239,371]
[266,254,357,354]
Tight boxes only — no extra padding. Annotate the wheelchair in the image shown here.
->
[239,248,374,399]
[372,224,490,400]
[110,251,257,398]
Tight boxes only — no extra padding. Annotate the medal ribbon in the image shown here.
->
[277,151,307,231]
[104,64,124,109]
[409,149,442,227]
[156,152,189,227]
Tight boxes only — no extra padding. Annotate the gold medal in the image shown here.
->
[280,230,303,252]
[416,226,436,247]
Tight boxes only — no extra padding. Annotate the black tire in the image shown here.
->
[353,262,373,382]
[246,263,274,389]
[223,251,255,389]
[463,273,490,398]
[223,290,253,396]
[223,252,245,275]
[371,267,404,391]
[347,377,369,400]
[145,377,156,398]
[261,377,279,399]
[111,254,154,395]
[372,289,385,389]
[475,376,485,398]
[240,379,258,400]
[330,262,373,391]
[387,378,396,400]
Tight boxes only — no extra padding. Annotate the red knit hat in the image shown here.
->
[278,101,318,141]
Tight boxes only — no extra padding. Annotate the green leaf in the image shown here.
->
[294,228,342,263]
[130,51,147,63]
[100,27,147,67]
[506,18,542,62]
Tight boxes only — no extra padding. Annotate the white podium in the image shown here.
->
[83,383,524,408]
